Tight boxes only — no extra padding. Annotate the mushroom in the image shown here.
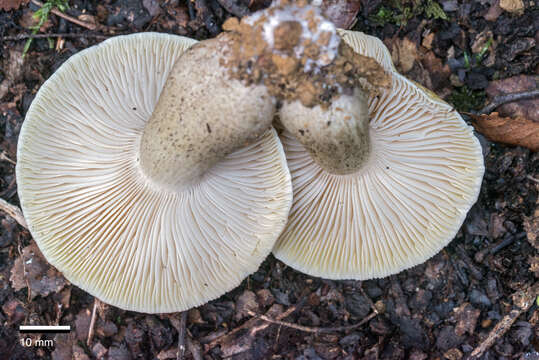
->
[16,32,293,313]
[272,30,485,280]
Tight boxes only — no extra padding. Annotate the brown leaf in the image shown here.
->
[320,0,361,29]
[51,333,76,360]
[1,298,26,324]
[10,242,67,299]
[91,343,108,359]
[421,51,451,91]
[484,0,503,21]
[488,213,507,239]
[75,309,92,342]
[235,290,259,321]
[499,0,524,14]
[0,0,28,10]
[422,32,435,49]
[387,37,418,73]
[72,345,90,360]
[486,75,539,122]
[19,8,53,32]
[523,215,539,250]
[470,112,539,151]
[529,256,539,278]
[157,348,178,360]
[454,303,481,336]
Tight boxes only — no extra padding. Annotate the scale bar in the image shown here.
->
[19,325,71,333]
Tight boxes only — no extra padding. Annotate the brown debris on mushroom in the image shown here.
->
[220,0,390,108]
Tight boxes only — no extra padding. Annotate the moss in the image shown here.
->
[370,0,448,27]
[448,86,486,113]
[23,0,70,57]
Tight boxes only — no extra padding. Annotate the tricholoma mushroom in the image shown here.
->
[271,28,485,279]
[17,33,293,313]
[17,0,485,314]
[204,1,484,280]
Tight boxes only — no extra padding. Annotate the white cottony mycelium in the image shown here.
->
[272,31,485,280]
[257,4,340,72]
[17,33,293,313]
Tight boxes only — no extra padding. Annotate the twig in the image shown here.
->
[490,232,526,255]
[470,282,539,359]
[359,281,380,315]
[0,198,28,229]
[2,32,109,41]
[18,244,32,302]
[0,152,16,165]
[177,311,188,360]
[31,0,99,31]
[246,309,378,333]
[87,298,99,347]
[478,89,539,115]
[186,333,203,360]
[205,303,298,352]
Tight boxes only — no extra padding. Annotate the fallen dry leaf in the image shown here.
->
[523,215,539,250]
[484,0,503,21]
[0,0,28,10]
[421,51,451,91]
[387,37,418,73]
[157,348,177,360]
[499,0,524,14]
[470,112,539,151]
[486,75,539,122]
[1,298,27,324]
[422,32,435,49]
[51,333,76,360]
[529,256,539,278]
[320,0,361,29]
[74,309,92,341]
[10,242,67,299]
[19,7,53,32]
[235,290,259,321]
[454,303,481,336]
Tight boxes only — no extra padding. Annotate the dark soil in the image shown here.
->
[0,0,538,359]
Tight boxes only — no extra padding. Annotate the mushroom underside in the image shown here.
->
[272,30,485,280]
[17,33,293,313]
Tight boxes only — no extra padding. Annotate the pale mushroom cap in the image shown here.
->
[272,30,484,280]
[17,33,293,313]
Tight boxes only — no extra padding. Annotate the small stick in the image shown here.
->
[205,303,298,351]
[18,244,32,302]
[246,309,377,333]
[358,281,380,315]
[0,198,28,229]
[470,282,539,359]
[87,298,99,347]
[2,33,109,41]
[177,311,188,360]
[0,152,16,165]
[186,333,203,360]
[527,175,539,184]
[30,0,99,31]
[478,89,539,115]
